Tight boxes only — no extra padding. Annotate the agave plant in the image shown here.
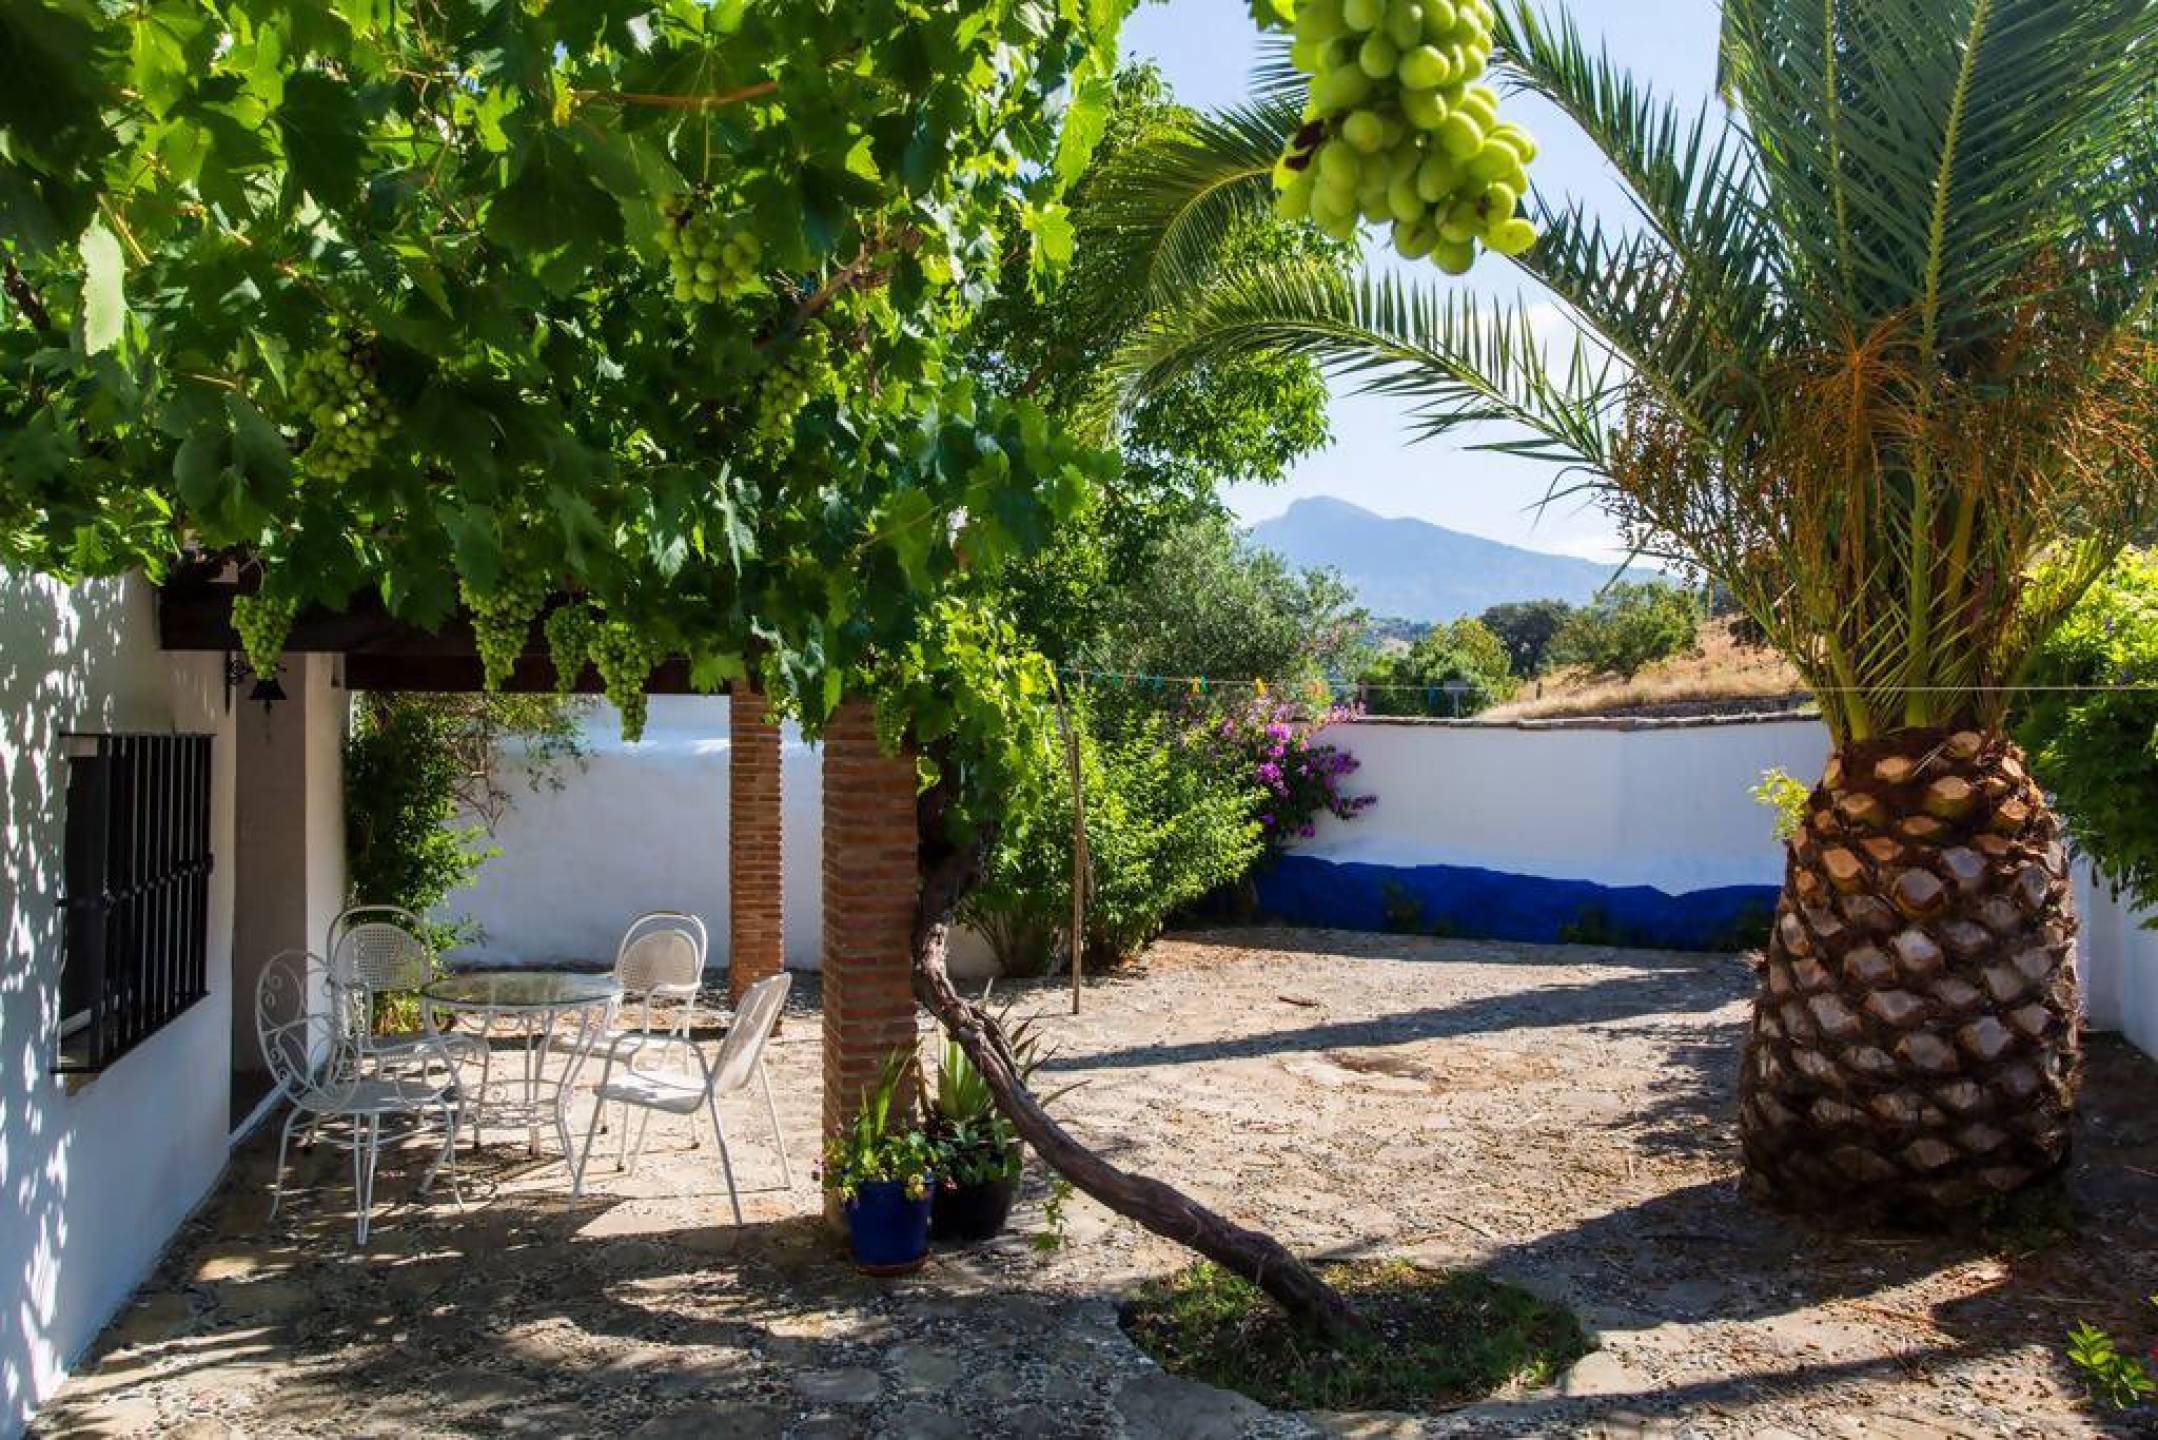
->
[1108,0,2158,1217]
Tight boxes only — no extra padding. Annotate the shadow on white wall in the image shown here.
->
[0,572,231,1434]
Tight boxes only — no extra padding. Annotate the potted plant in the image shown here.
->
[821,1052,942,1275]
[927,1037,1024,1242]
[928,1014,1065,1243]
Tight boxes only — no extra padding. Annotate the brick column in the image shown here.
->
[728,688,784,1005]
[820,701,921,1159]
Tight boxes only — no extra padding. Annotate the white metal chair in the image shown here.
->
[611,911,708,1038]
[257,949,465,1243]
[572,972,793,1224]
[597,911,709,1140]
[326,903,440,1067]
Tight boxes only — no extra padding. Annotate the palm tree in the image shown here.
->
[1108,0,2158,1218]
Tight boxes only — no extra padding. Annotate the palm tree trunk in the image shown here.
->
[1738,728,2082,1215]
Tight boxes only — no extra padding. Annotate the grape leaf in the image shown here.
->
[278,71,367,210]
[77,219,126,355]
[487,130,623,289]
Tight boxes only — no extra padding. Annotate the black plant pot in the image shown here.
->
[930,1172,1019,1243]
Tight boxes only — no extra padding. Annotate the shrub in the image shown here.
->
[965,696,1264,973]
[2066,1299,2156,1411]
[1549,582,1701,681]
[1203,696,1375,851]
[1751,767,1812,843]
[344,692,587,946]
[1479,599,1574,677]
[2015,549,2158,919]
[345,696,495,948]
[1360,618,1518,717]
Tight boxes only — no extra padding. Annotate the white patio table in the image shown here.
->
[420,970,622,1163]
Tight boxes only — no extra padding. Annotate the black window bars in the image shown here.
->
[54,732,215,1075]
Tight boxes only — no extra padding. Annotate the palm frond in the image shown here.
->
[1248,34,1307,110]
[1084,93,1301,305]
[1115,258,1621,476]
[1720,0,2158,344]
[1495,1,1783,347]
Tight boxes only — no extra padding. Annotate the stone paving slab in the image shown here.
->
[30,930,2158,1438]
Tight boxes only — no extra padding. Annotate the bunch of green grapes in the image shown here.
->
[459,572,547,691]
[589,621,664,742]
[230,592,296,682]
[1269,0,1540,274]
[658,194,764,305]
[291,334,392,480]
[543,604,596,695]
[752,326,835,449]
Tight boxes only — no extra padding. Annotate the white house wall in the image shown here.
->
[0,574,234,1436]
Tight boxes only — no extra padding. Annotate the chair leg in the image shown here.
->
[270,1107,300,1221]
[626,1106,654,1176]
[758,1061,793,1189]
[432,1103,465,1209]
[354,1114,382,1245]
[574,1093,607,1197]
[705,1092,745,1226]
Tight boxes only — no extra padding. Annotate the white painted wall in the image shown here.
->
[0,574,235,1437]
[446,697,824,971]
[2076,862,2158,1061]
[1295,716,1832,893]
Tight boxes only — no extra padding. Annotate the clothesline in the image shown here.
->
[1055,665,2158,698]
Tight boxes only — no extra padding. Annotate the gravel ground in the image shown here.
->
[31,927,2158,1438]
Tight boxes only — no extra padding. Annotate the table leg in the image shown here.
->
[524,1011,545,1156]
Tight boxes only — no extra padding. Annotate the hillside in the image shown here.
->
[1481,620,1812,721]
[1248,496,1624,622]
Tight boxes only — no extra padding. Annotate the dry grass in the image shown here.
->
[1482,620,1811,722]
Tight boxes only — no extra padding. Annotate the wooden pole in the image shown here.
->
[1056,683,1089,1016]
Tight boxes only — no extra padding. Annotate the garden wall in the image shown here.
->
[446,696,826,972]
[1260,714,1831,950]
[451,701,2155,1060]
[2076,864,2158,1062]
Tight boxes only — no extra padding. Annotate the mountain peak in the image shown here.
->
[1248,499,1619,622]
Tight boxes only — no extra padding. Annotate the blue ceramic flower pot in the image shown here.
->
[845,1179,935,1275]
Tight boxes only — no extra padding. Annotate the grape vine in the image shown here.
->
[230,592,296,682]
[589,621,665,742]
[659,194,765,305]
[459,574,547,691]
[752,326,836,450]
[290,334,392,481]
[1267,0,1540,273]
[544,604,597,695]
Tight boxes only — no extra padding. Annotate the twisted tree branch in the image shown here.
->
[908,775,1365,1343]
[4,259,55,334]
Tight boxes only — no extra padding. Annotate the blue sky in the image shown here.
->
[1120,0,1723,561]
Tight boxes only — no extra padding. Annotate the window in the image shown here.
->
[55,733,215,1075]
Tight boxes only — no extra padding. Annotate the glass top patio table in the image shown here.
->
[422,970,621,1011]
[419,970,622,1160]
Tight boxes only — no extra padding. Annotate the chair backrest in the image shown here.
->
[328,904,432,993]
[614,911,707,996]
[711,972,790,1093]
[257,949,337,1102]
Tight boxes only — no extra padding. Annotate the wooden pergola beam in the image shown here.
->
[155,559,721,696]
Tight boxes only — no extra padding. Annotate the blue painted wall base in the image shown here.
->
[1255,855,1780,952]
